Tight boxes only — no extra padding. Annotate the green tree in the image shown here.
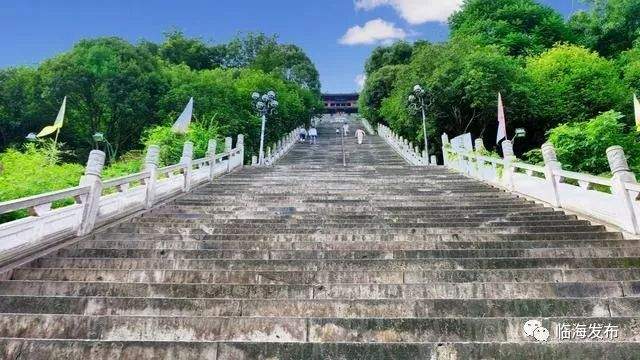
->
[364,41,415,75]
[359,65,405,125]
[544,110,640,174]
[526,44,629,128]
[159,30,223,70]
[449,0,572,56]
[39,37,168,160]
[618,44,640,93]
[569,0,640,58]
[378,41,536,152]
[0,67,44,149]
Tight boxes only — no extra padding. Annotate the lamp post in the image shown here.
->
[252,91,278,165]
[408,85,429,160]
[92,132,116,163]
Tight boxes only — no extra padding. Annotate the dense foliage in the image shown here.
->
[360,0,640,174]
[0,31,322,204]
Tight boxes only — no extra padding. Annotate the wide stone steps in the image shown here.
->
[50,247,640,260]
[1,118,638,359]
[12,268,640,284]
[2,296,639,317]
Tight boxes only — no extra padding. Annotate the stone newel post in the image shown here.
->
[237,134,245,169]
[607,146,639,233]
[501,140,516,190]
[181,141,194,192]
[541,143,562,207]
[430,155,437,166]
[144,145,160,209]
[475,138,485,152]
[224,137,233,172]
[441,133,450,166]
[77,150,105,236]
[207,140,217,181]
[251,156,258,166]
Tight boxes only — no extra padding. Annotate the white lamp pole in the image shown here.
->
[252,91,278,166]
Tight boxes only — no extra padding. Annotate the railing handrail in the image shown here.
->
[0,185,90,215]
[0,135,246,264]
[102,172,151,189]
[442,133,640,234]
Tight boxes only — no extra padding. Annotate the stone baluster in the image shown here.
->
[501,140,516,190]
[475,138,485,152]
[77,150,106,236]
[430,155,437,166]
[224,137,233,172]
[180,142,194,192]
[266,146,272,164]
[422,150,428,165]
[207,140,217,180]
[541,143,562,207]
[607,146,640,233]
[251,156,257,166]
[143,145,160,209]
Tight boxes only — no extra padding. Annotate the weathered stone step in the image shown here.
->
[53,247,640,261]
[93,231,623,242]
[0,314,636,342]
[125,219,592,228]
[2,296,638,318]
[13,268,640,284]
[103,224,608,236]
[77,239,640,251]
[0,280,634,299]
[5,339,636,360]
[32,257,640,271]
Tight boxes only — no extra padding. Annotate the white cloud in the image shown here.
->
[355,74,367,92]
[354,0,463,24]
[339,19,407,46]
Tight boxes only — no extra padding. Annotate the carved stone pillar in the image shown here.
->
[77,150,105,236]
[181,141,194,192]
[144,145,160,209]
[607,146,639,233]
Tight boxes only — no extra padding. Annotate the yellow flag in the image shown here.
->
[37,97,66,138]
[635,94,640,132]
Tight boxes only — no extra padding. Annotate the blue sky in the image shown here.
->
[0,1,586,93]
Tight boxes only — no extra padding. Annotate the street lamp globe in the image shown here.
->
[413,85,423,94]
[408,94,416,103]
[267,90,276,99]
[256,101,266,110]
[261,94,269,102]
[251,92,261,101]
[271,100,279,108]
[92,132,105,143]
[25,133,37,142]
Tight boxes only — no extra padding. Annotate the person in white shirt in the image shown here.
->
[342,122,349,136]
[355,128,366,145]
[299,128,307,143]
[308,126,318,144]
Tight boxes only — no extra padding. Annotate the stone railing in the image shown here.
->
[378,124,435,166]
[358,117,376,135]
[442,134,640,235]
[0,134,245,262]
[251,127,302,166]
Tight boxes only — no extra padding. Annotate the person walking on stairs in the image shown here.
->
[355,128,366,145]
[308,126,318,145]
[342,122,350,136]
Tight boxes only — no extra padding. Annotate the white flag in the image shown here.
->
[496,92,507,144]
[172,97,194,134]
[634,94,640,132]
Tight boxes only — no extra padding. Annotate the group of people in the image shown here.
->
[337,122,367,144]
[298,122,367,145]
[298,126,318,144]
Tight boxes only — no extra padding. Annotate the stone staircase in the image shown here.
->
[0,118,638,359]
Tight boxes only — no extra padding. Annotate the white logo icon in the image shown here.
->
[524,320,549,342]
